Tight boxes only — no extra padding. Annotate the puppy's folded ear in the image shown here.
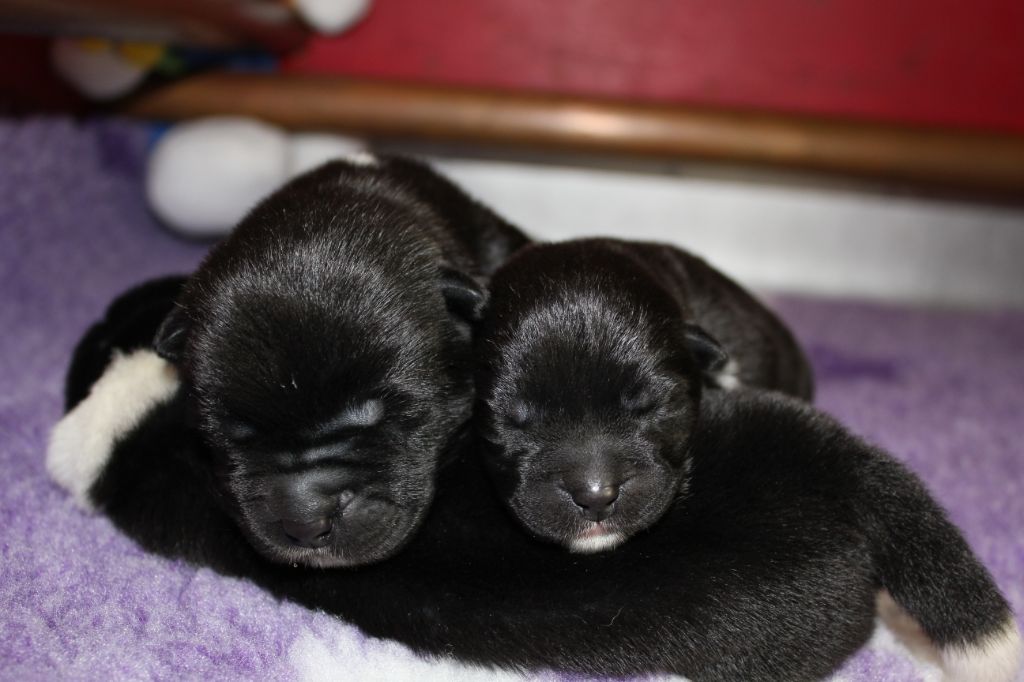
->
[153,305,191,363]
[682,324,729,374]
[440,268,487,325]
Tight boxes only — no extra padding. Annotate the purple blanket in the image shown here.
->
[1,118,1021,681]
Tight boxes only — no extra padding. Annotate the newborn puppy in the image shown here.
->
[148,156,529,568]
[48,288,1020,681]
[477,238,813,552]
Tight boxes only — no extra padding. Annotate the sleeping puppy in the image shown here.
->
[476,238,812,552]
[48,284,1020,681]
[144,156,529,568]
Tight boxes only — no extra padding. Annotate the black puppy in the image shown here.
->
[48,280,1020,681]
[148,156,528,568]
[477,238,812,552]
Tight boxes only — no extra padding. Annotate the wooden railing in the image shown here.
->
[124,73,1024,195]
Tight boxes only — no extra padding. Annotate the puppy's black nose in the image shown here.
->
[281,517,333,548]
[569,484,620,522]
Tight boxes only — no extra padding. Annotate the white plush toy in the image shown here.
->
[146,117,370,238]
[293,0,372,34]
[51,38,161,101]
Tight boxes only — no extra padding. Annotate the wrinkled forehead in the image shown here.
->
[494,296,669,400]
[189,301,439,423]
[511,291,656,360]
[197,335,392,422]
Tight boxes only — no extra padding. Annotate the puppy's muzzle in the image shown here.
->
[565,479,621,522]
[281,516,334,548]
[272,472,356,548]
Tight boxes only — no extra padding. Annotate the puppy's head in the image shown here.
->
[477,243,727,552]
[154,163,484,568]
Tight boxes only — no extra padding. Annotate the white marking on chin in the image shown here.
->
[47,350,179,510]
[876,590,1023,682]
[941,619,1023,682]
[567,532,625,554]
[714,359,742,390]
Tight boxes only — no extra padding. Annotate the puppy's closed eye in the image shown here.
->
[621,389,659,415]
[337,399,385,429]
[505,400,535,429]
[223,419,260,443]
[316,399,386,438]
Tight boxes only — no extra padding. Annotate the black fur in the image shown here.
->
[147,156,529,568]
[65,275,187,411]
[476,239,814,550]
[70,282,1014,681]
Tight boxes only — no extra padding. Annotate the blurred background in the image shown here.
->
[2,0,1022,307]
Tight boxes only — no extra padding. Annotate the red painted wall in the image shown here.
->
[283,0,1024,134]
[0,36,83,114]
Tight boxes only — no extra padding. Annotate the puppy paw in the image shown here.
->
[47,349,179,510]
[941,618,1022,682]
[713,359,742,390]
[877,589,1022,682]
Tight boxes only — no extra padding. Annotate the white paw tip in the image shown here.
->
[714,359,742,390]
[941,618,1023,682]
[47,350,179,510]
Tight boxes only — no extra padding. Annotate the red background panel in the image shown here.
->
[0,36,83,113]
[282,0,1024,134]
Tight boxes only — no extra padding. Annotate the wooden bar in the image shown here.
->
[123,73,1024,194]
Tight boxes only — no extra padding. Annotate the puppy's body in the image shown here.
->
[478,239,813,550]
[64,276,187,412]
[149,157,529,568]
[623,240,813,396]
[50,283,1020,682]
